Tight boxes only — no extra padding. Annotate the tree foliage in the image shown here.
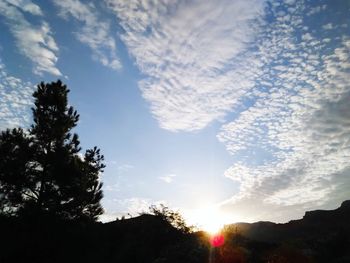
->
[0,80,104,221]
[149,204,194,234]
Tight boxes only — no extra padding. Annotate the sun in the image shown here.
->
[185,205,233,234]
[199,214,225,234]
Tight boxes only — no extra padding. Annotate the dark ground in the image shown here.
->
[1,201,349,263]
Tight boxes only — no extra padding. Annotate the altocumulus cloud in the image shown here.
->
[0,0,61,76]
[0,59,35,129]
[106,0,266,131]
[107,0,350,222]
[217,1,350,222]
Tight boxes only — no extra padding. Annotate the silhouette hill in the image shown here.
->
[223,201,350,262]
[226,200,350,243]
[0,200,349,262]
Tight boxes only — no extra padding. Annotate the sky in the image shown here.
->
[0,0,350,228]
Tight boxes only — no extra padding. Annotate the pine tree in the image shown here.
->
[0,80,104,221]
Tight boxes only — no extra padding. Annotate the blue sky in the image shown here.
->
[0,0,349,227]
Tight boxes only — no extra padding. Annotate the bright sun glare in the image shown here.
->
[186,206,234,234]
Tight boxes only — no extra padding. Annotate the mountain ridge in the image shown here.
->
[224,200,350,244]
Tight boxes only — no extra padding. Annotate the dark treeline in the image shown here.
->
[0,81,349,262]
[0,201,349,262]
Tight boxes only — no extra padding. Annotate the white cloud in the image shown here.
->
[106,0,266,131]
[53,0,121,71]
[0,60,35,130]
[219,36,350,207]
[124,197,154,214]
[306,4,327,16]
[322,23,333,30]
[216,1,350,222]
[101,197,167,222]
[0,1,61,76]
[99,213,119,222]
[5,0,43,15]
[159,173,176,183]
[104,0,350,222]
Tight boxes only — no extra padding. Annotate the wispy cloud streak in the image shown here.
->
[53,0,121,71]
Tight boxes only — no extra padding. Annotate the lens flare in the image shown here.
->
[210,233,225,247]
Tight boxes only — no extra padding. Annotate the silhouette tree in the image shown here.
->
[0,80,104,221]
[149,204,194,234]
